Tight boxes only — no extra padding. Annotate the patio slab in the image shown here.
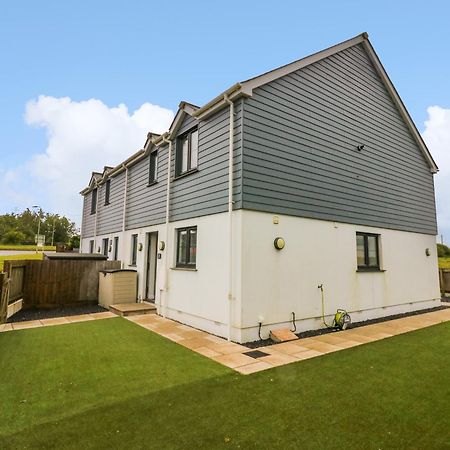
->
[127,308,450,374]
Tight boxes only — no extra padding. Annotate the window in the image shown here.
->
[176,226,197,268]
[149,151,158,184]
[91,188,97,214]
[113,236,119,261]
[131,234,138,266]
[356,232,380,270]
[176,128,198,176]
[89,240,94,253]
[102,238,109,257]
[104,180,111,205]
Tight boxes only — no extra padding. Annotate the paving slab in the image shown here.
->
[124,309,450,374]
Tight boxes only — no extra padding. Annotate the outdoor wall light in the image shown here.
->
[274,237,286,250]
[357,144,365,151]
[159,241,166,251]
[425,248,431,256]
[138,243,143,252]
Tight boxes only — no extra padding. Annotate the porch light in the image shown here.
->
[274,237,285,250]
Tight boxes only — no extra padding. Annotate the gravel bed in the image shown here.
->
[244,304,449,349]
[7,304,108,323]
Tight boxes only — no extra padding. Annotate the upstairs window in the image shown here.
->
[149,150,158,184]
[176,128,198,177]
[176,226,197,268]
[131,234,138,266]
[356,232,380,270]
[90,188,97,214]
[104,179,111,205]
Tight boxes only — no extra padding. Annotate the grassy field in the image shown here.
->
[1,317,449,449]
[0,244,55,251]
[0,253,43,270]
[439,257,450,269]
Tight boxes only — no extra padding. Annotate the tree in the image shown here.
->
[0,209,77,245]
[437,243,450,258]
[1,230,27,244]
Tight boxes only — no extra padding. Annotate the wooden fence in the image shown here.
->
[2,259,121,312]
[440,269,450,295]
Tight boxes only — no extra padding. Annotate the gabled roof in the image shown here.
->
[192,32,438,173]
[81,32,438,194]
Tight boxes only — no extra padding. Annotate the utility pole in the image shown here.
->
[32,205,41,253]
[51,217,56,247]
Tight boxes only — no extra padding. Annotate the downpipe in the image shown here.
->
[161,134,173,318]
[224,94,234,342]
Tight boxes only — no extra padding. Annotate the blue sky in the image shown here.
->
[1,0,450,238]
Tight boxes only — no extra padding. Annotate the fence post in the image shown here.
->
[0,273,9,324]
[439,268,445,297]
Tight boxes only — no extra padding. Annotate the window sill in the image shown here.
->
[147,181,158,187]
[173,168,199,181]
[171,266,198,272]
[356,268,386,273]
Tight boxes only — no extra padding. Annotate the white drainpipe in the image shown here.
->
[224,94,234,342]
[121,164,129,269]
[93,181,99,253]
[161,134,173,318]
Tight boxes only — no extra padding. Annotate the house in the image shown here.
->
[80,33,440,343]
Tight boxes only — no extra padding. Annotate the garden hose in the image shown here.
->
[291,311,297,332]
[318,284,336,329]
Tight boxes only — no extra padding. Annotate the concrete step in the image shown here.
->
[269,328,299,343]
[109,302,157,317]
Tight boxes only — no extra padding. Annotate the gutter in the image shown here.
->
[223,94,235,342]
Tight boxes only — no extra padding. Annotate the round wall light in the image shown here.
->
[274,237,286,250]
[138,243,143,252]
[425,248,431,256]
[159,241,166,251]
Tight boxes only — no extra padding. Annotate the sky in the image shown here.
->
[1,0,449,240]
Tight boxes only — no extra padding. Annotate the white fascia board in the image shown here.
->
[361,39,438,173]
[240,33,368,93]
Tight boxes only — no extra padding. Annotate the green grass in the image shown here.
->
[439,257,450,269]
[1,318,450,449]
[0,253,43,271]
[0,244,56,251]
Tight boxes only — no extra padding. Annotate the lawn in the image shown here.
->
[0,245,55,251]
[1,318,449,449]
[439,257,450,269]
[0,253,43,271]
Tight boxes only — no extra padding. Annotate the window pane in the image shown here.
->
[189,228,197,264]
[367,236,378,267]
[149,152,157,182]
[356,234,365,266]
[190,130,198,169]
[181,138,189,173]
[131,235,137,265]
[177,230,188,265]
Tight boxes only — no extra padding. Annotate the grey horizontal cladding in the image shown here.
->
[242,43,437,235]
[169,100,243,221]
[97,171,126,235]
[125,145,168,229]
[81,194,95,238]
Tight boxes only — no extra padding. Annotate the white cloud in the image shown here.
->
[422,105,450,242]
[19,95,174,225]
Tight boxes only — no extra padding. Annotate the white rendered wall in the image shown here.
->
[238,210,441,343]
[82,212,242,340]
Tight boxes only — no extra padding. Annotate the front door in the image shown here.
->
[145,232,158,302]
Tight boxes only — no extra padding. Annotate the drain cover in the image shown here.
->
[243,350,270,359]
